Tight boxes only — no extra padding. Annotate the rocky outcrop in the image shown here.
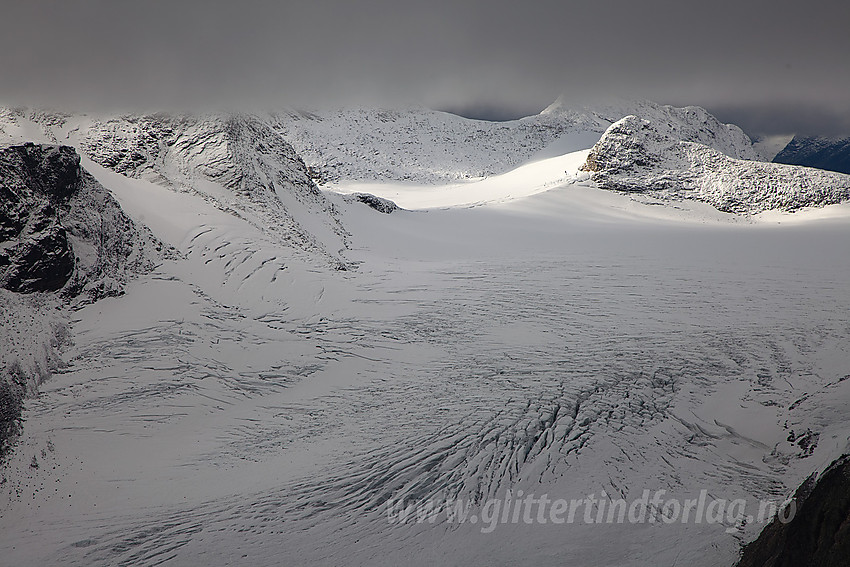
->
[736,454,850,567]
[582,116,850,214]
[0,144,80,292]
[347,193,399,214]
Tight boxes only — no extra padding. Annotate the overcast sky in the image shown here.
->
[2,0,848,135]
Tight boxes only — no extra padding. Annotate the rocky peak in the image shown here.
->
[0,143,160,296]
[7,143,81,201]
[581,115,850,214]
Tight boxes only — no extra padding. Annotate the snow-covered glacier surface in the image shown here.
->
[2,105,850,567]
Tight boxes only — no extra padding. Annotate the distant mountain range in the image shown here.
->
[773,135,850,175]
[270,97,759,185]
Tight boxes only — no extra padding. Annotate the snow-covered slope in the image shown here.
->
[3,170,849,567]
[582,115,850,213]
[269,98,758,186]
[1,108,350,263]
[268,106,588,185]
[333,147,592,209]
[78,112,349,261]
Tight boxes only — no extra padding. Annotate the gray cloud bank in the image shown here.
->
[1,0,848,135]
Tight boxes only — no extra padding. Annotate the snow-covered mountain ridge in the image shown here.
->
[582,115,850,214]
[269,98,759,186]
[79,112,350,261]
[1,108,350,263]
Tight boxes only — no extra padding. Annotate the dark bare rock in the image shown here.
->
[348,193,400,214]
[0,144,80,292]
[736,454,850,567]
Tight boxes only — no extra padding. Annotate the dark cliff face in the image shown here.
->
[1,142,162,459]
[736,454,850,567]
[0,144,81,292]
[1,142,162,299]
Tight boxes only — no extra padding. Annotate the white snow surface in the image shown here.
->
[1,103,850,567]
[331,148,592,209]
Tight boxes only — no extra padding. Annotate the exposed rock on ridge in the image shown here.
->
[582,116,850,214]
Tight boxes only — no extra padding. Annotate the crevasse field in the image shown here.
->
[2,118,850,566]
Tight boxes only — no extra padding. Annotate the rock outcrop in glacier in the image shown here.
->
[581,115,850,214]
[345,193,399,214]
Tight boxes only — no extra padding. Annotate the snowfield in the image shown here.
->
[330,147,593,209]
[1,102,850,567]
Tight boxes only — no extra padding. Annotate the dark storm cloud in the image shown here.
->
[1,0,848,133]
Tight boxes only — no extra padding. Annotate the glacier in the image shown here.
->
[1,101,849,566]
